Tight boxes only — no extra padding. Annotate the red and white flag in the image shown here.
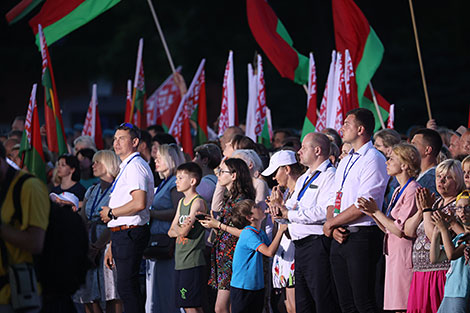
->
[343,49,355,114]
[387,104,395,129]
[245,63,257,141]
[169,59,206,155]
[330,51,344,132]
[124,79,133,123]
[218,50,237,136]
[82,84,103,149]
[146,66,182,130]
[254,54,267,137]
[316,51,337,132]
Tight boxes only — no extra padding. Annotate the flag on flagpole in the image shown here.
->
[146,66,183,130]
[169,59,206,157]
[301,53,318,141]
[316,52,337,132]
[247,0,309,85]
[218,50,238,137]
[82,84,104,149]
[29,0,121,47]
[343,49,356,115]
[330,51,344,132]
[254,55,267,139]
[190,70,208,147]
[245,63,258,141]
[5,0,44,25]
[387,104,395,129]
[332,0,390,129]
[38,24,67,155]
[130,38,147,129]
[259,107,273,148]
[124,79,132,123]
[19,84,47,182]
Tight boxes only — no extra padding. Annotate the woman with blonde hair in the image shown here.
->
[74,150,122,313]
[461,155,470,189]
[358,143,421,312]
[146,144,184,313]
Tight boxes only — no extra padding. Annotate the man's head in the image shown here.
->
[11,116,25,132]
[113,123,141,160]
[449,132,461,158]
[272,129,292,149]
[410,128,443,161]
[373,129,401,158]
[73,135,97,154]
[138,130,152,161]
[341,108,375,144]
[175,162,203,192]
[220,126,243,152]
[460,130,470,157]
[298,132,330,168]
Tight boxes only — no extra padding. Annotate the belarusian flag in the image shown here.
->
[259,107,272,148]
[29,0,121,47]
[331,51,344,132]
[190,72,208,147]
[332,0,389,129]
[254,55,267,139]
[5,0,44,25]
[218,51,238,137]
[245,63,257,141]
[301,53,317,141]
[124,79,132,123]
[247,0,309,85]
[38,24,67,155]
[387,104,395,129]
[19,84,47,182]
[82,84,104,149]
[316,51,336,132]
[169,59,206,157]
[130,38,147,129]
[147,67,183,131]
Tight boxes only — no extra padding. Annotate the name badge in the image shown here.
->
[309,184,318,189]
[334,191,342,214]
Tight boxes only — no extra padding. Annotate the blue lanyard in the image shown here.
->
[340,154,361,191]
[297,162,332,202]
[387,177,414,217]
[89,184,111,220]
[110,153,140,194]
[155,176,171,195]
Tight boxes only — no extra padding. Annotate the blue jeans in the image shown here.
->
[437,297,469,313]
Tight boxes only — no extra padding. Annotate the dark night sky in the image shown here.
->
[1,0,469,135]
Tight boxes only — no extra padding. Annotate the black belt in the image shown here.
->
[293,234,322,246]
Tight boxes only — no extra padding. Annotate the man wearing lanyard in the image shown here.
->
[100,123,154,313]
[269,133,340,313]
[323,108,389,313]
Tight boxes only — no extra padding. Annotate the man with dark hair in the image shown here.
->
[411,128,442,195]
[272,129,292,149]
[323,108,389,313]
[100,123,154,313]
[146,124,164,138]
[138,130,152,162]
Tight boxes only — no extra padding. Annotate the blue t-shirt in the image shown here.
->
[230,226,270,291]
[444,233,470,298]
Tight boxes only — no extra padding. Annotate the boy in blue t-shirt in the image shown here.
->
[230,199,287,313]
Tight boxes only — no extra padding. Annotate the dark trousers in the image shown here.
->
[294,235,340,313]
[111,225,150,313]
[330,226,382,313]
[230,287,264,313]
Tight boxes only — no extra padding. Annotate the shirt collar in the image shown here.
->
[120,152,140,168]
[350,140,373,156]
[308,159,331,175]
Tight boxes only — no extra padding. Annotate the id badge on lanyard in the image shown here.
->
[334,191,342,214]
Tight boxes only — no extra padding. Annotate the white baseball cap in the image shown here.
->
[49,192,79,210]
[261,150,297,176]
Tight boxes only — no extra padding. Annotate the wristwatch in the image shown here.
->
[108,209,116,220]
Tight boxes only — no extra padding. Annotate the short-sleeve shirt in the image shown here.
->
[0,169,50,304]
[108,152,154,227]
[230,226,270,291]
[51,182,87,201]
[443,233,470,298]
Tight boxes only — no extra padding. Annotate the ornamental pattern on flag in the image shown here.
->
[254,55,266,137]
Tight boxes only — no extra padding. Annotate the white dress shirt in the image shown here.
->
[108,152,155,227]
[328,141,389,226]
[286,159,336,240]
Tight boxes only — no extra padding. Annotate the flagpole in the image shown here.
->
[368,82,386,130]
[146,0,177,74]
[302,84,320,117]
[408,0,432,120]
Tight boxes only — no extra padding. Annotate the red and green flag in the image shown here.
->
[190,73,208,147]
[301,53,317,141]
[82,84,104,150]
[38,24,67,155]
[247,0,309,85]
[5,0,44,25]
[29,0,121,47]
[332,0,390,130]
[130,38,147,129]
[124,79,133,123]
[20,84,47,182]
[258,107,272,149]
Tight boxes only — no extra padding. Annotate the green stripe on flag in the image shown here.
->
[361,97,389,131]
[301,118,315,142]
[8,0,44,25]
[23,146,47,182]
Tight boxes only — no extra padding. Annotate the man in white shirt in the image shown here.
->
[268,133,339,313]
[323,108,389,313]
[100,123,154,313]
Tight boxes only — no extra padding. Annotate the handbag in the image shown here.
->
[8,263,41,311]
[143,234,176,260]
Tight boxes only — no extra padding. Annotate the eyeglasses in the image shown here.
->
[456,205,470,212]
[216,169,232,175]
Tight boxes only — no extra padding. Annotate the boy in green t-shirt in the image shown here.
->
[168,162,207,313]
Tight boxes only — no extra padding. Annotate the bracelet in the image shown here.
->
[423,208,434,213]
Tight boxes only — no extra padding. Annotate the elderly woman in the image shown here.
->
[146,144,184,313]
[404,159,465,313]
[358,143,421,313]
[74,150,122,313]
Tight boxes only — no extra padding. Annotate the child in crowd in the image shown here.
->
[168,162,207,313]
[229,199,287,313]
[430,190,470,313]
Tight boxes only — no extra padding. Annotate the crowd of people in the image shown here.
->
[1,108,470,313]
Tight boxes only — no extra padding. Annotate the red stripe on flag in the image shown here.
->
[29,0,86,34]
